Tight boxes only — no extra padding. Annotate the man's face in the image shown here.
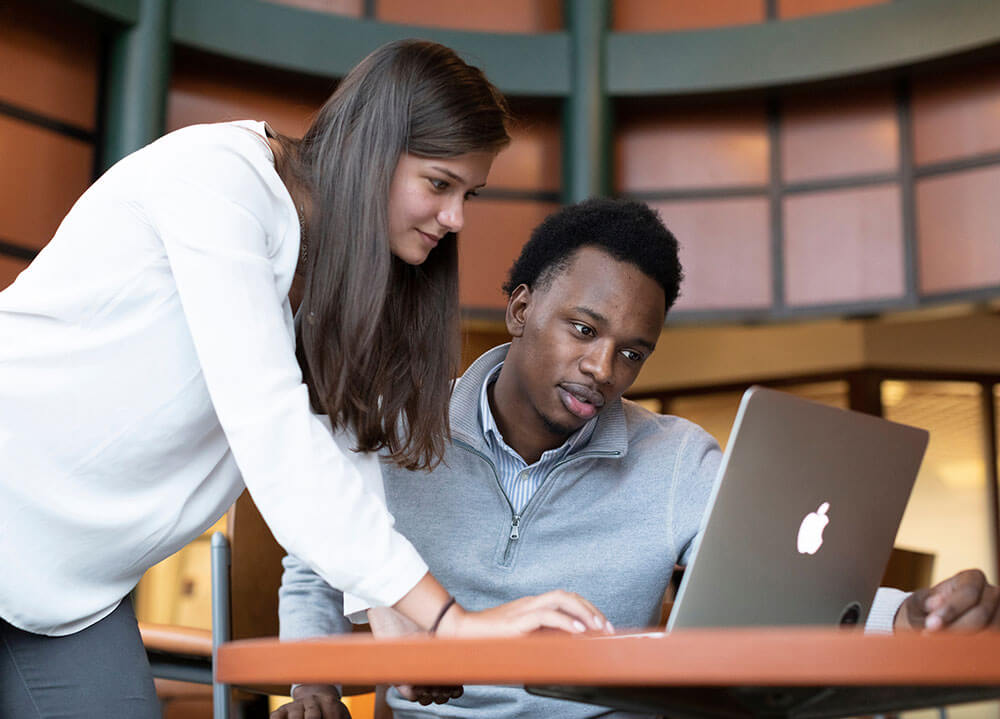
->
[502,246,666,442]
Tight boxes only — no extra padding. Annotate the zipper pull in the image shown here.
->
[509,514,521,540]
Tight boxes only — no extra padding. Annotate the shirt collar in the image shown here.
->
[477,361,597,462]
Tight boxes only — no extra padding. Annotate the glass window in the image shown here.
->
[915,166,1000,296]
[783,184,905,306]
[781,88,898,183]
[653,197,772,312]
[884,380,995,585]
[615,105,769,192]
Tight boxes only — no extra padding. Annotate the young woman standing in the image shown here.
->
[0,39,605,716]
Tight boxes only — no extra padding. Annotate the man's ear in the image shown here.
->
[505,284,531,338]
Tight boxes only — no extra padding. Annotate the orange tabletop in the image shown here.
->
[216,628,1000,688]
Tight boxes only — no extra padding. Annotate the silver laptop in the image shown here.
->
[667,385,929,631]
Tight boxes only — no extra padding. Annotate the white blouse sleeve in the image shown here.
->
[141,131,427,608]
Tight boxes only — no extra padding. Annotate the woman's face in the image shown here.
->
[387,151,496,265]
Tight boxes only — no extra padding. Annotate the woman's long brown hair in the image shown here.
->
[273,40,510,470]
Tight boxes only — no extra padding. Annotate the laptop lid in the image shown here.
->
[667,386,929,631]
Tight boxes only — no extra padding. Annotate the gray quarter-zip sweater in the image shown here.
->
[280,344,720,717]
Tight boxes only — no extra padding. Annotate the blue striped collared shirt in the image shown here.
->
[478,362,597,514]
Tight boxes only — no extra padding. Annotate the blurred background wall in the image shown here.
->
[2,2,999,715]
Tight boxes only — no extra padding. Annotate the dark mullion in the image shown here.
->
[628,368,1000,404]
[897,78,920,307]
[777,295,906,319]
[667,292,929,325]
[562,0,611,203]
[765,0,778,21]
[782,172,899,195]
[982,383,1000,581]
[0,99,96,144]
[915,151,1000,179]
[363,0,376,20]
[667,306,773,326]
[615,149,1000,203]
[767,96,785,314]
[477,188,562,203]
[0,239,39,261]
[621,186,768,202]
[917,285,1000,306]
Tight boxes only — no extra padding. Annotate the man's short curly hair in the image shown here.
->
[502,197,683,313]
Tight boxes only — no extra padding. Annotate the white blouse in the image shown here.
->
[0,121,426,635]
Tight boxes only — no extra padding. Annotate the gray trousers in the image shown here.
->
[0,598,160,718]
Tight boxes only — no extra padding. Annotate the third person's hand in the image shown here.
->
[270,684,350,719]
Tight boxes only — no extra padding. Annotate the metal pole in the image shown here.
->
[562,0,611,204]
[100,0,171,171]
[211,531,232,719]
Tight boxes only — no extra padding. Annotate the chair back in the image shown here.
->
[226,490,285,641]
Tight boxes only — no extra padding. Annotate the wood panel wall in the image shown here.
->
[0,1,101,290]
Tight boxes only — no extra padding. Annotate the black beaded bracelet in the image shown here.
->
[429,596,457,635]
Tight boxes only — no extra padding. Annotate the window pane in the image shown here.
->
[458,200,559,310]
[487,105,562,193]
[615,105,769,192]
[783,184,904,306]
[0,116,93,251]
[0,1,99,130]
[167,51,329,137]
[915,165,1000,296]
[781,88,898,183]
[912,61,1000,167]
[884,380,995,585]
[653,197,772,311]
[377,0,563,32]
[613,0,764,31]
[262,0,362,16]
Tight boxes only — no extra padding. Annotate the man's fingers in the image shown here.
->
[270,694,348,719]
[924,570,988,630]
[270,703,301,719]
[317,694,350,719]
[303,697,323,719]
[937,585,1000,632]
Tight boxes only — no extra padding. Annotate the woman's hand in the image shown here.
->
[436,590,613,638]
[270,685,350,719]
[394,574,610,637]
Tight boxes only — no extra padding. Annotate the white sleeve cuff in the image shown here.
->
[865,587,909,634]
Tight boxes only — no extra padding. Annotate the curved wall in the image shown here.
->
[0,1,101,289]
[3,0,999,325]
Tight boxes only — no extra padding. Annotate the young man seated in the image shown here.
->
[274,198,1000,719]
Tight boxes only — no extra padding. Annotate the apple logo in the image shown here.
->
[797,502,830,555]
